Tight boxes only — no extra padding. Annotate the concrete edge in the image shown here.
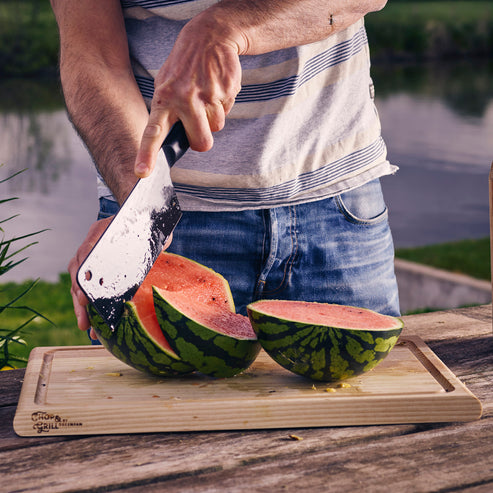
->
[394,258,491,292]
[394,258,491,313]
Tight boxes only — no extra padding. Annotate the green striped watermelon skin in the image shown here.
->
[88,303,194,377]
[153,287,261,378]
[247,303,403,382]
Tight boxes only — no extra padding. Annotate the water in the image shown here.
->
[375,60,493,248]
[1,61,492,283]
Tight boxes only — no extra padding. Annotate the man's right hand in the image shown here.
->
[133,9,243,180]
[68,216,114,337]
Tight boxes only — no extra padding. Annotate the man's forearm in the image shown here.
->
[201,0,388,55]
[52,0,148,205]
[61,64,148,204]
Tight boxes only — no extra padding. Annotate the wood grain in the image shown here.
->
[1,305,492,493]
[13,336,482,436]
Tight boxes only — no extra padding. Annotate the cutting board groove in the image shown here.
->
[13,336,482,436]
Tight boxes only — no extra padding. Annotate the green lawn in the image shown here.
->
[396,238,491,282]
[0,274,89,357]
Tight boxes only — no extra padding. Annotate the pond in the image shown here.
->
[1,60,492,283]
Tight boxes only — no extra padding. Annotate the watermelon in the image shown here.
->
[153,285,261,378]
[88,252,236,377]
[247,300,403,382]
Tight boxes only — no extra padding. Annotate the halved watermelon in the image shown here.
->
[88,252,236,376]
[247,300,403,382]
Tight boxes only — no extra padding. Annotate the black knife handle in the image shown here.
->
[162,121,190,167]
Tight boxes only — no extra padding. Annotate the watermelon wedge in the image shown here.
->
[153,285,260,378]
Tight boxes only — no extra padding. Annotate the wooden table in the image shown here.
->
[1,305,492,493]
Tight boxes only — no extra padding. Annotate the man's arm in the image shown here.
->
[135,0,388,177]
[208,0,388,55]
[51,0,152,331]
[51,0,149,205]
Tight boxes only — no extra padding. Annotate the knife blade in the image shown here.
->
[77,121,189,330]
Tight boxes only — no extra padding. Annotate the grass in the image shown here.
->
[396,238,491,281]
[0,166,90,370]
[0,273,90,359]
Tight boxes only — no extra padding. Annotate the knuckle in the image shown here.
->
[143,123,163,139]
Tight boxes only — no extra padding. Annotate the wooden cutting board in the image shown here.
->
[13,336,482,436]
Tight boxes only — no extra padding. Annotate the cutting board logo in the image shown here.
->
[31,411,83,434]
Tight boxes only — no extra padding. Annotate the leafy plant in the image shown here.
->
[0,166,52,369]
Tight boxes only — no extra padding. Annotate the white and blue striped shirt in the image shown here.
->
[98,0,396,211]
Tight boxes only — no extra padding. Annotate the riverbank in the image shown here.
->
[366,1,493,62]
[0,0,58,77]
[0,1,492,76]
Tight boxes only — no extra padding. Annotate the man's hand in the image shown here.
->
[134,13,243,178]
[68,217,114,336]
[132,0,388,180]
[68,216,174,338]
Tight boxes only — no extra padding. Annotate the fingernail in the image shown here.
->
[135,162,148,175]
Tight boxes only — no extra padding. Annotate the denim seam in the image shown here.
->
[262,205,299,296]
[335,194,389,226]
[254,210,270,299]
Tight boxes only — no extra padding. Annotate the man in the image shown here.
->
[51,0,399,339]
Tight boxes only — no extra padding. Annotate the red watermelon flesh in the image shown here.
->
[158,290,256,340]
[132,252,236,351]
[250,300,402,330]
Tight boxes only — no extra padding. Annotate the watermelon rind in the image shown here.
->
[247,300,403,382]
[88,302,194,377]
[153,287,261,378]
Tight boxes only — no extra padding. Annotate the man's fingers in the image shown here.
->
[180,106,215,152]
[135,121,169,178]
[71,285,90,331]
[68,256,90,331]
[135,94,177,178]
[67,217,114,332]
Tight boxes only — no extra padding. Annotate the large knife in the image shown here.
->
[77,121,189,330]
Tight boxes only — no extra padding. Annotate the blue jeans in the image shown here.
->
[97,179,400,318]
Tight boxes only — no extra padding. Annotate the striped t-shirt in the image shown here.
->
[98,0,396,211]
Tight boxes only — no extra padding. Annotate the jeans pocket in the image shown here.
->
[335,178,388,225]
